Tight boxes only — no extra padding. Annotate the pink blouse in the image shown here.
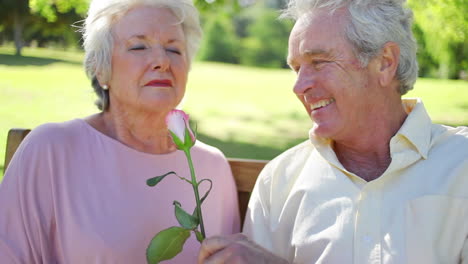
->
[0,119,240,263]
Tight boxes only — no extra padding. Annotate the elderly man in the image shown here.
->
[199,0,468,263]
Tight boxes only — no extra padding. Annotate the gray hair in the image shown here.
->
[81,0,203,110]
[282,0,418,95]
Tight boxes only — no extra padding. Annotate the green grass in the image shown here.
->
[1,47,467,178]
[405,79,468,126]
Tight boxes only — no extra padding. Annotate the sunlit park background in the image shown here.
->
[0,0,467,177]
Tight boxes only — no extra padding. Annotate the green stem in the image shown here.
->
[184,149,206,238]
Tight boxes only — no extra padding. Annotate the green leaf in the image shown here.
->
[197,179,213,205]
[173,201,199,230]
[194,230,204,243]
[190,179,212,225]
[192,205,200,220]
[146,171,176,187]
[184,127,195,149]
[146,227,191,264]
[169,131,185,150]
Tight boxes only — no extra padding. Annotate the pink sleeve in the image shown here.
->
[0,135,56,263]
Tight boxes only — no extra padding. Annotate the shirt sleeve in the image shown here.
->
[0,136,55,263]
[242,162,274,251]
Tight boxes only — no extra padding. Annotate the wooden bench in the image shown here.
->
[3,128,267,226]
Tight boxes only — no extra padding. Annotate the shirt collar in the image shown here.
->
[308,98,433,160]
[393,98,432,159]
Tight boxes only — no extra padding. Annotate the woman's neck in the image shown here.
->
[86,108,177,154]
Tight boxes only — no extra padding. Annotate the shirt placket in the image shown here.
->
[354,183,382,264]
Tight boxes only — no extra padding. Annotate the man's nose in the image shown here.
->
[150,47,170,71]
[293,66,316,95]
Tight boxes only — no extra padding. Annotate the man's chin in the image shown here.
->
[310,123,335,140]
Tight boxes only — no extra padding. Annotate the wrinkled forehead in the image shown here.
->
[112,6,184,40]
[287,8,352,65]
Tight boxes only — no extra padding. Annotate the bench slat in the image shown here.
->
[4,128,31,172]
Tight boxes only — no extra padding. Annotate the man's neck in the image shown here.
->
[333,101,408,182]
[334,142,391,181]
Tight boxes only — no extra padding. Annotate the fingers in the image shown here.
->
[202,246,235,264]
[198,236,229,264]
[198,234,248,264]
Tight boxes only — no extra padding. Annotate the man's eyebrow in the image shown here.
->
[303,48,331,57]
[129,34,146,40]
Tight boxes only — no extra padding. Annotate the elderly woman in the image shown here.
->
[0,0,240,263]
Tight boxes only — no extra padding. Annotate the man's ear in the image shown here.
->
[377,42,400,87]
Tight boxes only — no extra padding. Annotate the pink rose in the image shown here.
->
[166,109,196,150]
[147,110,207,263]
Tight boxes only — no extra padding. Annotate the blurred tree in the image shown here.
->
[24,9,84,48]
[195,0,252,13]
[0,0,29,55]
[29,0,88,23]
[198,15,240,63]
[240,9,292,68]
[412,23,438,77]
[409,0,468,78]
[265,0,287,9]
[0,0,250,56]
[0,0,88,55]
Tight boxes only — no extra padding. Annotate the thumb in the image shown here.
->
[198,236,231,264]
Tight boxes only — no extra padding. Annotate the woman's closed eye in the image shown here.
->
[166,48,181,55]
[129,45,147,51]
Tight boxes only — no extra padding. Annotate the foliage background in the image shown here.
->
[0,0,467,79]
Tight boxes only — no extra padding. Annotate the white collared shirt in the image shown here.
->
[244,98,468,264]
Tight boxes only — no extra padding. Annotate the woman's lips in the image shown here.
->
[145,79,172,87]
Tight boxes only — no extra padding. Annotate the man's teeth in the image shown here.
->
[311,98,335,110]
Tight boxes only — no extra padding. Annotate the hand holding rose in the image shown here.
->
[198,234,290,264]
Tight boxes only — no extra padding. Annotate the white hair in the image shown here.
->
[80,0,202,109]
[282,0,418,95]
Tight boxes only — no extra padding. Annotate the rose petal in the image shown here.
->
[166,110,187,144]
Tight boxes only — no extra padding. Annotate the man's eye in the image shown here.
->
[312,60,329,69]
[313,60,327,65]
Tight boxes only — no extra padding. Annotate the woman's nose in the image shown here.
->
[151,47,170,71]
